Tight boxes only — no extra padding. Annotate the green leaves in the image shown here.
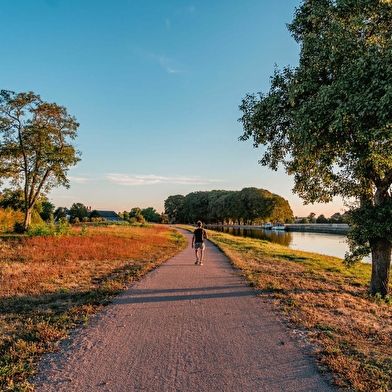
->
[0,90,81,230]
[239,0,392,294]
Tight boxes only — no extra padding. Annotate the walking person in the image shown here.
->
[191,221,208,265]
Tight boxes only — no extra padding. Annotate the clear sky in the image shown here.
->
[1,0,346,217]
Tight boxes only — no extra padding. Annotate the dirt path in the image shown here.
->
[33,229,335,392]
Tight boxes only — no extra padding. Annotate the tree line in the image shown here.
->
[0,189,168,231]
[164,187,293,224]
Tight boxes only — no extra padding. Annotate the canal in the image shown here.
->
[206,225,371,263]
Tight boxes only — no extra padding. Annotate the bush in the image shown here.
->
[27,221,73,237]
[28,224,55,236]
[0,208,24,233]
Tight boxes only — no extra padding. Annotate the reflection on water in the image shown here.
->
[207,225,371,263]
[209,226,292,246]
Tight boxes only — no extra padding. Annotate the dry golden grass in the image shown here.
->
[0,224,186,391]
[203,229,392,392]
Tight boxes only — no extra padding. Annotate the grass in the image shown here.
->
[0,224,187,391]
[195,228,392,392]
[2,223,391,391]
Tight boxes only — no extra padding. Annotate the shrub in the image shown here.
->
[0,208,24,233]
[28,224,55,236]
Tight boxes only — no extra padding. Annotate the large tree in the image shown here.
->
[239,0,392,295]
[0,90,81,230]
[164,194,185,223]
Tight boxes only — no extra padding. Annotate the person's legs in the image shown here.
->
[194,246,199,263]
[194,243,205,265]
[198,243,205,264]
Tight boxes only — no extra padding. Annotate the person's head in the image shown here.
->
[197,221,202,227]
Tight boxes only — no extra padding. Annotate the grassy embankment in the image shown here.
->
[192,227,391,392]
[0,224,187,391]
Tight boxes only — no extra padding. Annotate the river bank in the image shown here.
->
[203,228,392,391]
[286,223,349,234]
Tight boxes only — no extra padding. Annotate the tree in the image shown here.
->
[141,207,160,222]
[182,191,210,223]
[238,0,392,295]
[164,195,185,223]
[0,188,25,211]
[208,190,233,224]
[0,90,81,230]
[158,213,169,224]
[39,200,55,222]
[129,207,145,223]
[316,214,329,223]
[69,203,88,223]
[89,210,101,220]
[269,194,294,223]
[54,206,67,222]
[164,188,293,225]
[330,212,343,223]
[239,187,277,224]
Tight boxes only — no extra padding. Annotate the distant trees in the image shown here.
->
[316,214,328,224]
[164,195,185,223]
[54,207,67,222]
[141,207,160,223]
[164,188,293,224]
[0,90,81,231]
[129,207,145,223]
[89,210,101,220]
[119,207,163,223]
[37,200,55,222]
[69,203,88,223]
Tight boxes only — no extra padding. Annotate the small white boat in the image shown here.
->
[263,223,273,230]
[271,223,286,230]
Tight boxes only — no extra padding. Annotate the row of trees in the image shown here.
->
[119,207,168,224]
[164,188,293,224]
[300,212,348,224]
[0,189,169,227]
[238,0,392,295]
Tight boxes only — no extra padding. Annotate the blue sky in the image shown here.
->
[1,0,345,217]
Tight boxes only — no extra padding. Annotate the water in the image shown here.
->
[207,226,371,263]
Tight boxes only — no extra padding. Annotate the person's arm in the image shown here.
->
[203,229,208,240]
[191,233,195,248]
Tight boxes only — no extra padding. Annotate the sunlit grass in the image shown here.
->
[0,224,187,391]
[179,225,391,392]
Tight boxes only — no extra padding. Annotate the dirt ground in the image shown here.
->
[33,229,337,392]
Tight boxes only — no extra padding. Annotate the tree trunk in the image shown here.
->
[370,237,391,297]
[23,208,33,231]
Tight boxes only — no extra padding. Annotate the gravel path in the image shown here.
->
[33,229,335,392]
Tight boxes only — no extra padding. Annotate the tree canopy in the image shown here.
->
[239,0,392,295]
[0,90,81,230]
[164,188,293,224]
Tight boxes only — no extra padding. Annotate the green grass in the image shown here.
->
[178,225,391,391]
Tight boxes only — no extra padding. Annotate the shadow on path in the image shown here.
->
[33,228,337,392]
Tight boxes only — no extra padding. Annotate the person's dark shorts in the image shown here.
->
[194,242,205,250]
